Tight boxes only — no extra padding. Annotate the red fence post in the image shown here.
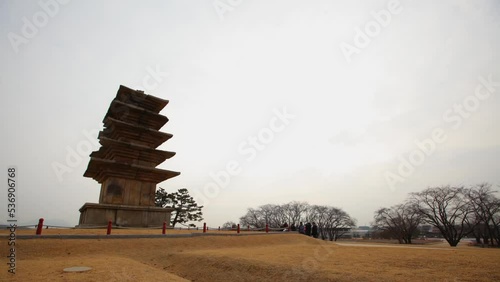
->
[106,220,112,235]
[162,221,167,234]
[35,218,44,235]
[266,224,269,233]
[203,222,207,233]
[237,224,240,234]
[247,225,250,231]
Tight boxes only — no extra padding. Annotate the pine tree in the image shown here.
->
[155,188,203,227]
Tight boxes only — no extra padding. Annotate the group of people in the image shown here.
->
[299,222,319,238]
[281,222,318,238]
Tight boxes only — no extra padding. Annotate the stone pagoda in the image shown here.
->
[78,85,180,227]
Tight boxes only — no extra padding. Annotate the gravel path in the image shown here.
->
[334,242,454,250]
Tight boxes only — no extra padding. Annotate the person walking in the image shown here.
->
[298,222,305,234]
[305,222,312,236]
[311,222,318,238]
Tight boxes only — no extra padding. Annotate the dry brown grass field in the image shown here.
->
[1,229,499,281]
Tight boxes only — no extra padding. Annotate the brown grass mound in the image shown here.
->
[1,233,499,281]
[10,255,188,281]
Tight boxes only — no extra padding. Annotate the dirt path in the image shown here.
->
[334,242,454,250]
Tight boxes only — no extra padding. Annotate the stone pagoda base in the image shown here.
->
[77,203,174,228]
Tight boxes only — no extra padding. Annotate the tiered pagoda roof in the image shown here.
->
[84,85,180,184]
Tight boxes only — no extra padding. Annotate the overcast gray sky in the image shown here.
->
[1,0,499,227]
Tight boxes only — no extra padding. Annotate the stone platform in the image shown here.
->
[78,203,174,227]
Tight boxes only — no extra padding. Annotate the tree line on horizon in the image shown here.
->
[154,184,499,248]
[373,183,500,247]
[237,201,357,241]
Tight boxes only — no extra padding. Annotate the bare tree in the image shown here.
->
[274,204,289,226]
[308,205,356,241]
[285,201,309,226]
[411,186,476,247]
[238,202,356,238]
[325,207,357,241]
[259,204,276,227]
[466,183,500,247]
[309,205,329,239]
[262,204,285,227]
[239,204,292,228]
[374,207,403,243]
[373,202,422,244]
[239,208,264,228]
[221,221,237,229]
